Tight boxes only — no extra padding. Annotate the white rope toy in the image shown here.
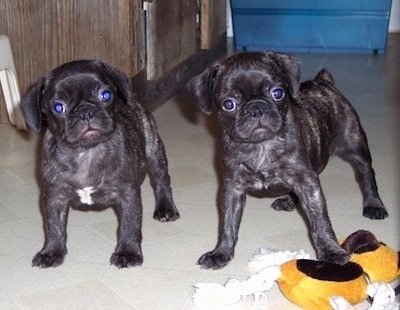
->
[193,265,280,309]
[192,248,310,309]
[249,248,311,273]
[330,282,399,310]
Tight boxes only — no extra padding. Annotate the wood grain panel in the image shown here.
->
[0,0,143,96]
[52,0,139,73]
[201,0,226,49]
[146,0,198,80]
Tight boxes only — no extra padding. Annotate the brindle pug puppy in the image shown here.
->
[187,51,387,269]
[21,60,180,268]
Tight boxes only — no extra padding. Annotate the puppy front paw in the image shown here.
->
[110,251,143,268]
[197,250,233,270]
[318,249,350,266]
[32,250,66,268]
[363,205,388,220]
[153,199,180,222]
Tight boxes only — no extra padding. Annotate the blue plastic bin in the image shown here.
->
[231,0,392,54]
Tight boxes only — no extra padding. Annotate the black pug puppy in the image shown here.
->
[187,51,387,269]
[21,60,180,268]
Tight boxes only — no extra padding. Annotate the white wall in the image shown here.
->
[389,0,400,32]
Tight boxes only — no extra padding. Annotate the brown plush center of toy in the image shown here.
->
[297,260,364,282]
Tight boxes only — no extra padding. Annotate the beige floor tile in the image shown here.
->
[19,280,136,310]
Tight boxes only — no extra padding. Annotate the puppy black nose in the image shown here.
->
[245,101,268,118]
[80,110,94,122]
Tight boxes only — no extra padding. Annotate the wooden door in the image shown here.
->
[145,0,198,80]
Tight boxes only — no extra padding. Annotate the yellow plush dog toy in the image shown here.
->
[192,230,400,310]
[278,230,400,309]
[342,230,400,283]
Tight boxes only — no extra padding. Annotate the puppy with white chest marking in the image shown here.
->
[187,51,387,270]
[21,60,180,268]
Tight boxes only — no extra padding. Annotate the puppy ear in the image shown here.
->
[187,64,220,115]
[266,51,301,95]
[97,61,133,103]
[20,78,46,132]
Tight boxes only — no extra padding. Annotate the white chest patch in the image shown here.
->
[76,186,96,205]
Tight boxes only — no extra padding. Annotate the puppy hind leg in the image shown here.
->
[150,140,180,222]
[142,111,180,222]
[337,133,387,219]
[342,150,387,219]
[270,193,297,211]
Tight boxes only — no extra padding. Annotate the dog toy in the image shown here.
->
[341,230,399,283]
[192,230,400,309]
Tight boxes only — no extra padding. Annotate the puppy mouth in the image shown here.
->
[235,115,283,142]
[79,121,112,140]
[237,123,277,141]
[64,121,114,147]
[81,128,102,140]
[256,118,283,133]
[252,126,270,136]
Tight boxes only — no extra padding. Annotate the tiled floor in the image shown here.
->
[0,35,399,309]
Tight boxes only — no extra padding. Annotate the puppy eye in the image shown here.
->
[52,101,66,115]
[221,99,237,112]
[99,89,113,102]
[271,87,285,101]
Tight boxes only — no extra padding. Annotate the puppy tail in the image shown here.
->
[315,69,335,86]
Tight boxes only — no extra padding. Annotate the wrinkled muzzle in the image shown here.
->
[234,100,283,142]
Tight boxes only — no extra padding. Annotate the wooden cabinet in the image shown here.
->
[0,0,226,120]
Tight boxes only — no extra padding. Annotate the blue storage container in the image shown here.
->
[231,0,392,54]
